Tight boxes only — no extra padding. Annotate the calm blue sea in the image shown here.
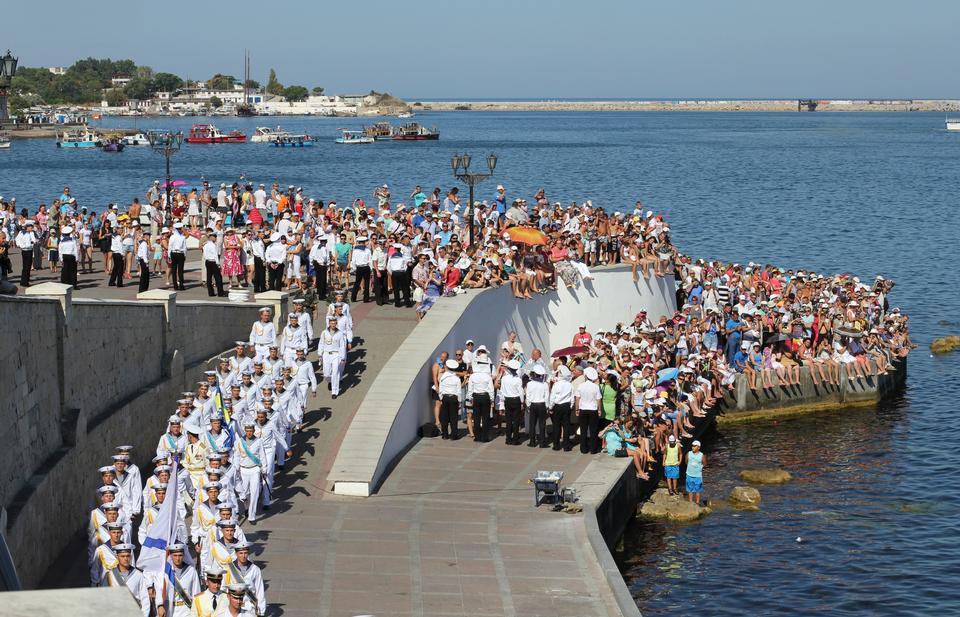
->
[3,111,959,615]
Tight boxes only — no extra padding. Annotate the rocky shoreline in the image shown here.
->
[414,99,960,113]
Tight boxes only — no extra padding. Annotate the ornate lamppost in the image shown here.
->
[451,152,497,247]
[0,50,20,123]
[147,131,184,207]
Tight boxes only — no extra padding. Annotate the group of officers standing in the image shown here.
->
[85,301,356,615]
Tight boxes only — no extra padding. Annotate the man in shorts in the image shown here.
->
[663,434,681,495]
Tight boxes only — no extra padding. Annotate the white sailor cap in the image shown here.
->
[216,501,234,511]
[259,306,272,314]
[205,466,223,476]
[116,445,134,452]
[206,452,222,461]
[233,540,252,550]
[111,454,130,462]
[105,521,124,530]
[242,420,256,428]
[173,222,184,229]
[204,481,222,491]
[206,563,225,577]
[155,465,172,473]
[152,454,168,463]
[167,542,186,553]
[507,359,521,370]
[292,298,305,305]
[532,365,547,376]
[204,370,217,376]
[288,313,299,320]
[184,422,202,435]
[99,465,116,475]
[61,225,73,234]
[270,232,281,242]
[168,415,182,424]
[209,412,224,421]
[154,483,168,491]
[216,518,237,528]
[217,447,231,455]
[227,583,249,596]
[98,485,119,494]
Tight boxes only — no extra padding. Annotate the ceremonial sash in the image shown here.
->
[227,561,259,613]
[165,434,177,452]
[240,439,261,466]
[206,431,219,451]
[99,545,119,573]
[172,569,193,608]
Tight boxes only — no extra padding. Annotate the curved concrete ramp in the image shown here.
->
[329,266,676,496]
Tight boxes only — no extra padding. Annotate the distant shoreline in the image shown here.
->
[414,99,960,113]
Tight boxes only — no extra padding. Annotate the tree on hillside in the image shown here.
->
[210,96,223,108]
[266,69,284,95]
[244,79,261,91]
[283,85,309,102]
[311,86,324,95]
[105,89,127,107]
[123,77,153,101]
[152,72,183,93]
[208,74,237,90]
[136,66,154,81]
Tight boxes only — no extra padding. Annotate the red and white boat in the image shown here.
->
[186,123,246,143]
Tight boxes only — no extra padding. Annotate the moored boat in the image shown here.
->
[363,122,394,141]
[397,111,413,119]
[251,126,289,143]
[186,123,246,143]
[272,134,314,147]
[99,138,125,152]
[0,137,10,150]
[362,121,439,141]
[57,128,99,148]
[947,118,960,131]
[335,129,374,144]
[121,132,151,146]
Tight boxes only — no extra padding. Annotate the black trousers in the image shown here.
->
[472,393,491,442]
[391,270,410,307]
[528,402,547,445]
[253,256,267,293]
[578,410,600,454]
[109,252,124,287]
[439,394,459,438]
[312,261,327,298]
[504,396,522,444]
[351,265,371,302]
[206,260,225,296]
[60,254,77,287]
[170,252,186,290]
[551,403,573,450]
[20,248,33,287]
[268,263,283,290]
[373,269,388,305]
[138,259,150,292]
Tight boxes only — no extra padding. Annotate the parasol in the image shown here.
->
[504,225,549,246]
[162,180,187,188]
[656,367,679,384]
[551,345,589,358]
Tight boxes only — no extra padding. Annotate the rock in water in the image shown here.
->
[728,486,762,510]
[740,468,792,484]
[639,488,712,521]
[930,336,960,354]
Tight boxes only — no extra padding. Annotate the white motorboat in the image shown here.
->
[251,126,289,143]
[335,128,374,144]
[121,132,151,146]
[397,111,413,119]
[946,118,960,131]
[0,137,10,150]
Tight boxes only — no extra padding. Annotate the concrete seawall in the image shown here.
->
[328,266,677,497]
[0,284,274,587]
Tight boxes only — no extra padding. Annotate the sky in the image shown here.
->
[5,0,959,99]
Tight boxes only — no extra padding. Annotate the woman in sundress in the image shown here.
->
[221,228,243,287]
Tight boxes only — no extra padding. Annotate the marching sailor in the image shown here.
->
[169,543,201,617]
[318,316,347,399]
[234,422,266,523]
[248,308,276,363]
[192,563,226,617]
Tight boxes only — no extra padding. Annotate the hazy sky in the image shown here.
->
[5,0,958,99]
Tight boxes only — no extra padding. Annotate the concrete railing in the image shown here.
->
[329,266,678,496]
[0,284,281,587]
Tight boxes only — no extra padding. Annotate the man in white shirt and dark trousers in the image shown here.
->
[203,230,227,297]
[388,245,411,307]
[108,227,125,287]
[438,359,462,439]
[549,366,574,451]
[350,236,372,303]
[15,220,37,287]
[309,234,329,299]
[575,367,603,454]
[526,365,550,448]
[467,351,495,442]
[168,222,187,290]
[251,230,267,293]
[499,360,524,445]
[136,231,151,292]
[58,226,79,287]
[265,233,286,291]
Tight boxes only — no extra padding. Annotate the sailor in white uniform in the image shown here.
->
[279,313,308,365]
[248,308,277,363]
[234,422,266,523]
[168,543,201,617]
[291,298,314,344]
[318,316,348,399]
[231,541,267,616]
[289,349,317,431]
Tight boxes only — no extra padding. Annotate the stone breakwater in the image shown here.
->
[415,99,960,112]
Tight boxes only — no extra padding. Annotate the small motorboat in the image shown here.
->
[0,137,10,150]
[335,129,374,144]
[272,134,314,147]
[186,123,246,143]
[946,118,960,131]
[251,126,289,143]
[100,138,125,152]
[121,132,151,146]
[397,111,413,119]
[57,128,99,148]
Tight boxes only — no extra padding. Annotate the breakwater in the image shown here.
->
[415,99,960,113]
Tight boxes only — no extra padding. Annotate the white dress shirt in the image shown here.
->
[438,371,462,399]
[575,381,601,411]
[500,373,524,400]
[202,240,220,263]
[168,231,186,254]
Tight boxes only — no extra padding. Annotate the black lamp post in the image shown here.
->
[0,50,19,123]
[451,152,497,246]
[147,131,184,208]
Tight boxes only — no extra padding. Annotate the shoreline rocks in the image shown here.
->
[740,468,792,484]
[728,486,762,510]
[639,488,712,522]
[930,336,960,354]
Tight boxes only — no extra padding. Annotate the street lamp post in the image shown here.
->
[147,130,184,208]
[0,50,20,124]
[451,152,497,247]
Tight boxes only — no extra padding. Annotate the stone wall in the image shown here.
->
[0,285,273,588]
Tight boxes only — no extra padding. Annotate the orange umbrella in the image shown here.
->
[504,226,549,246]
